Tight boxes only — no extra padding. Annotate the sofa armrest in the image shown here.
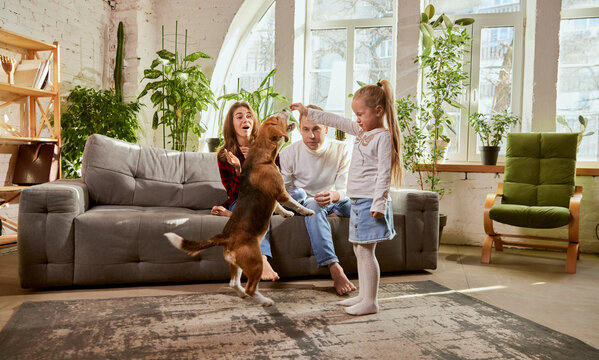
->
[390,189,439,270]
[18,179,89,288]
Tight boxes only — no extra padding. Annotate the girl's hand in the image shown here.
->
[370,211,384,218]
[224,149,241,176]
[290,103,308,118]
[239,146,250,158]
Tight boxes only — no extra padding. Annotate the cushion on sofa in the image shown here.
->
[81,134,227,209]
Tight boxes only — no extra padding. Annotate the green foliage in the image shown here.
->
[217,68,291,123]
[61,86,140,178]
[114,21,124,102]
[397,5,474,196]
[138,27,217,152]
[557,115,595,148]
[469,111,521,147]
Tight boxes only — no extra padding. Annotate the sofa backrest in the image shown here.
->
[81,134,227,209]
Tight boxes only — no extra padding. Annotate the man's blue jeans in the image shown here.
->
[287,188,351,267]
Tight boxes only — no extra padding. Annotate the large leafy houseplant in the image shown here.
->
[60,22,140,178]
[138,24,217,151]
[61,86,140,178]
[217,68,289,123]
[397,5,474,195]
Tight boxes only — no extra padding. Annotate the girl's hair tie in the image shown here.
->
[376,81,382,87]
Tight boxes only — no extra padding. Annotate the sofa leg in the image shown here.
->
[494,236,503,252]
[481,235,494,264]
[565,242,579,274]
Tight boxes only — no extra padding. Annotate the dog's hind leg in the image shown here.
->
[245,276,274,307]
[280,196,315,217]
[227,262,247,298]
[274,202,294,218]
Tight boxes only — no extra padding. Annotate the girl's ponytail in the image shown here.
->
[379,80,402,187]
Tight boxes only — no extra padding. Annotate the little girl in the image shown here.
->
[290,80,401,316]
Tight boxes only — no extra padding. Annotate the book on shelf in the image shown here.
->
[13,59,43,87]
[12,59,50,89]
[33,59,50,89]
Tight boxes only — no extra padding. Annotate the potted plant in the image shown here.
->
[557,115,594,150]
[468,111,520,165]
[61,86,141,178]
[397,5,474,196]
[60,22,140,178]
[138,22,217,152]
[217,68,290,122]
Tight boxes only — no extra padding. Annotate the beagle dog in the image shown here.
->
[165,110,314,306]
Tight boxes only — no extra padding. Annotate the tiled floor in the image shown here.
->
[1,244,598,348]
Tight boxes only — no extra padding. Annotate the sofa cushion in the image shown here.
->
[81,134,227,209]
[73,205,230,285]
[489,203,571,228]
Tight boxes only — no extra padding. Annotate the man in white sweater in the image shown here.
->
[279,105,356,295]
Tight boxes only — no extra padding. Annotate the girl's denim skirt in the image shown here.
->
[349,198,396,244]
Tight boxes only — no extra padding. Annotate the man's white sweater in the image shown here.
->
[279,138,350,200]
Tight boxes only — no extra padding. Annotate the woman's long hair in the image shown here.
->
[354,80,402,187]
[217,102,259,163]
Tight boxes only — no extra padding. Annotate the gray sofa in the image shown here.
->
[18,134,439,288]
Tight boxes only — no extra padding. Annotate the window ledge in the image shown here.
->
[419,163,599,176]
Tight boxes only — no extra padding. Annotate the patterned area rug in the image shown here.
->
[1,280,597,359]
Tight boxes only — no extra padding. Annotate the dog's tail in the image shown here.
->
[164,232,227,256]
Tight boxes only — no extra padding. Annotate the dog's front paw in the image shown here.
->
[260,297,275,307]
[301,208,315,216]
[280,209,294,218]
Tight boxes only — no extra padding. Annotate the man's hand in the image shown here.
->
[314,190,340,207]
[370,211,383,218]
[224,149,241,176]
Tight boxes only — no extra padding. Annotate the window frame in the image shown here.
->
[557,5,599,166]
[304,0,397,119]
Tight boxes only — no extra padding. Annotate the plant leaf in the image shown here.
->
[424,4,435,19]
[183,51,212,62]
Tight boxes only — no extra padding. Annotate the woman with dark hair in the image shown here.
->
[211,101,280,281]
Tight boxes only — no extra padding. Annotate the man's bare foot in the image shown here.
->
[329,262,356,295]
[261,254,280,281]
[211,205,232,217]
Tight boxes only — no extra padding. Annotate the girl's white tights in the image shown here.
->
[337,243,379,315]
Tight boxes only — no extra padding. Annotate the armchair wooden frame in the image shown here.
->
[481,183,583,274]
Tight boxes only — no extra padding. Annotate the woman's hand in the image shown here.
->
[370,211,383,218]
[290,103,308,118]
[224,149,241,176]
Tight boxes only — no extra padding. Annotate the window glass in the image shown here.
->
[556,17,599,161]
[562,0,599,10]
[353,26,393,90]
[311,0,393,21]
[308,29,347,113]
[478,27,514,115]
[225,4,275,92]
[428,0,520,14]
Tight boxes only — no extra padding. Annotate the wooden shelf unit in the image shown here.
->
[0,27,61,244]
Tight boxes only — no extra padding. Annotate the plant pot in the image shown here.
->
[206,138,221,152]
[428,139,450,160]
[480,146,500,165]
[439,213,447,246]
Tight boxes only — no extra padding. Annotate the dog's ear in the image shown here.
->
[269,126,289,143]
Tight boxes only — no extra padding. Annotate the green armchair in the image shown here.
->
[481,133,583,273]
